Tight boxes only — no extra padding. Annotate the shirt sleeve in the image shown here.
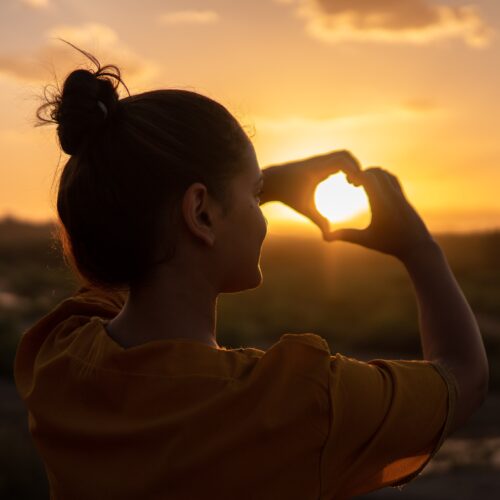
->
[321,353,458,499]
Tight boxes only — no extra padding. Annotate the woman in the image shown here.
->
[14,46,488,500]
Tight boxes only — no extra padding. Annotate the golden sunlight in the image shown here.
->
[314,173,370,223]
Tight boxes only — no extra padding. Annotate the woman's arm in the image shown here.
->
[327,167,489,436]
[402,241,488,434]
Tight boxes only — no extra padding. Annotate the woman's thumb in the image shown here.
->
[325,228,369,246]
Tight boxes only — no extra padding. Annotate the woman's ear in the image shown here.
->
[182,182,217,247]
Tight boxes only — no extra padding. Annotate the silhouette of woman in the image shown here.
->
[14,43,488,499]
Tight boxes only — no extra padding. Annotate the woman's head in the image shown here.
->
[39,44,267,293]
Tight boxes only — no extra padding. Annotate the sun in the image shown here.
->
[314,172,369,223]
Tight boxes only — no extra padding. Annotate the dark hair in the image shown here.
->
[37,42,253,291]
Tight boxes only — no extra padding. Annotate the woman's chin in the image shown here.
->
[247,269,263,290]
[221,268,263,293]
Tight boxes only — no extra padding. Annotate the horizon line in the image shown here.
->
[1,213,500,238]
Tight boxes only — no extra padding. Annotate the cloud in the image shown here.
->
[253,106,431,134]
[277,0,494,47]
[20,0,50,8]
[0,23,160,86]
[159,9,220,25]
[402,98,438,112]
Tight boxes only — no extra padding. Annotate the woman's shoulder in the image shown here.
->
[237,333,332,391]
[229,332,330,356]
[277,332,331,352]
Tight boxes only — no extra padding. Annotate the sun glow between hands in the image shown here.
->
[314,173,370,223]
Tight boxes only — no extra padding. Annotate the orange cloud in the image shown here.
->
[0,23,160,86]
[402,98,438,112]
[20,0,50,8]
[159,10,220,25]
[278,0,493,47]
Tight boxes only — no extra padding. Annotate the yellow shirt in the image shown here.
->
[14,285,458,500]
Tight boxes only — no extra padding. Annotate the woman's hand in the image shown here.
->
[261,150,362,239]
[326,167,436,262]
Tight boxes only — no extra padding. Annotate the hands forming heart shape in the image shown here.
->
[264,150,363,240]
[265,150,435,261]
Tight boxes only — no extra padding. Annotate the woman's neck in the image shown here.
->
[105,262,220,349]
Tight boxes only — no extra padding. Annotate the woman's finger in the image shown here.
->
[325,227,371,246]
[376,170,410,208]
[346,173,362,187]
[385,171,406,197]
[305,150,362,178]
[303,198,331,239]
[360,168,394,211]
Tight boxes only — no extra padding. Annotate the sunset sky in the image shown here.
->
[1,0,499,235]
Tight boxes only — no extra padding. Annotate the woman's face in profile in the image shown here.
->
[216,140,268,293]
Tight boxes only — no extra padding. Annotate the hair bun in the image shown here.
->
[36,41,128,156]
[54,68,120,155]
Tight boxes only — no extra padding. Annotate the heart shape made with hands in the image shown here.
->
[314,172,371,227]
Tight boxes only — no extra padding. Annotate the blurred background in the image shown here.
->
[1,0,499,498]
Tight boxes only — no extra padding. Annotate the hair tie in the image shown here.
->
[96,100,108,118]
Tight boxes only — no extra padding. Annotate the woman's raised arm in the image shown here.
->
[327,167,489,435]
